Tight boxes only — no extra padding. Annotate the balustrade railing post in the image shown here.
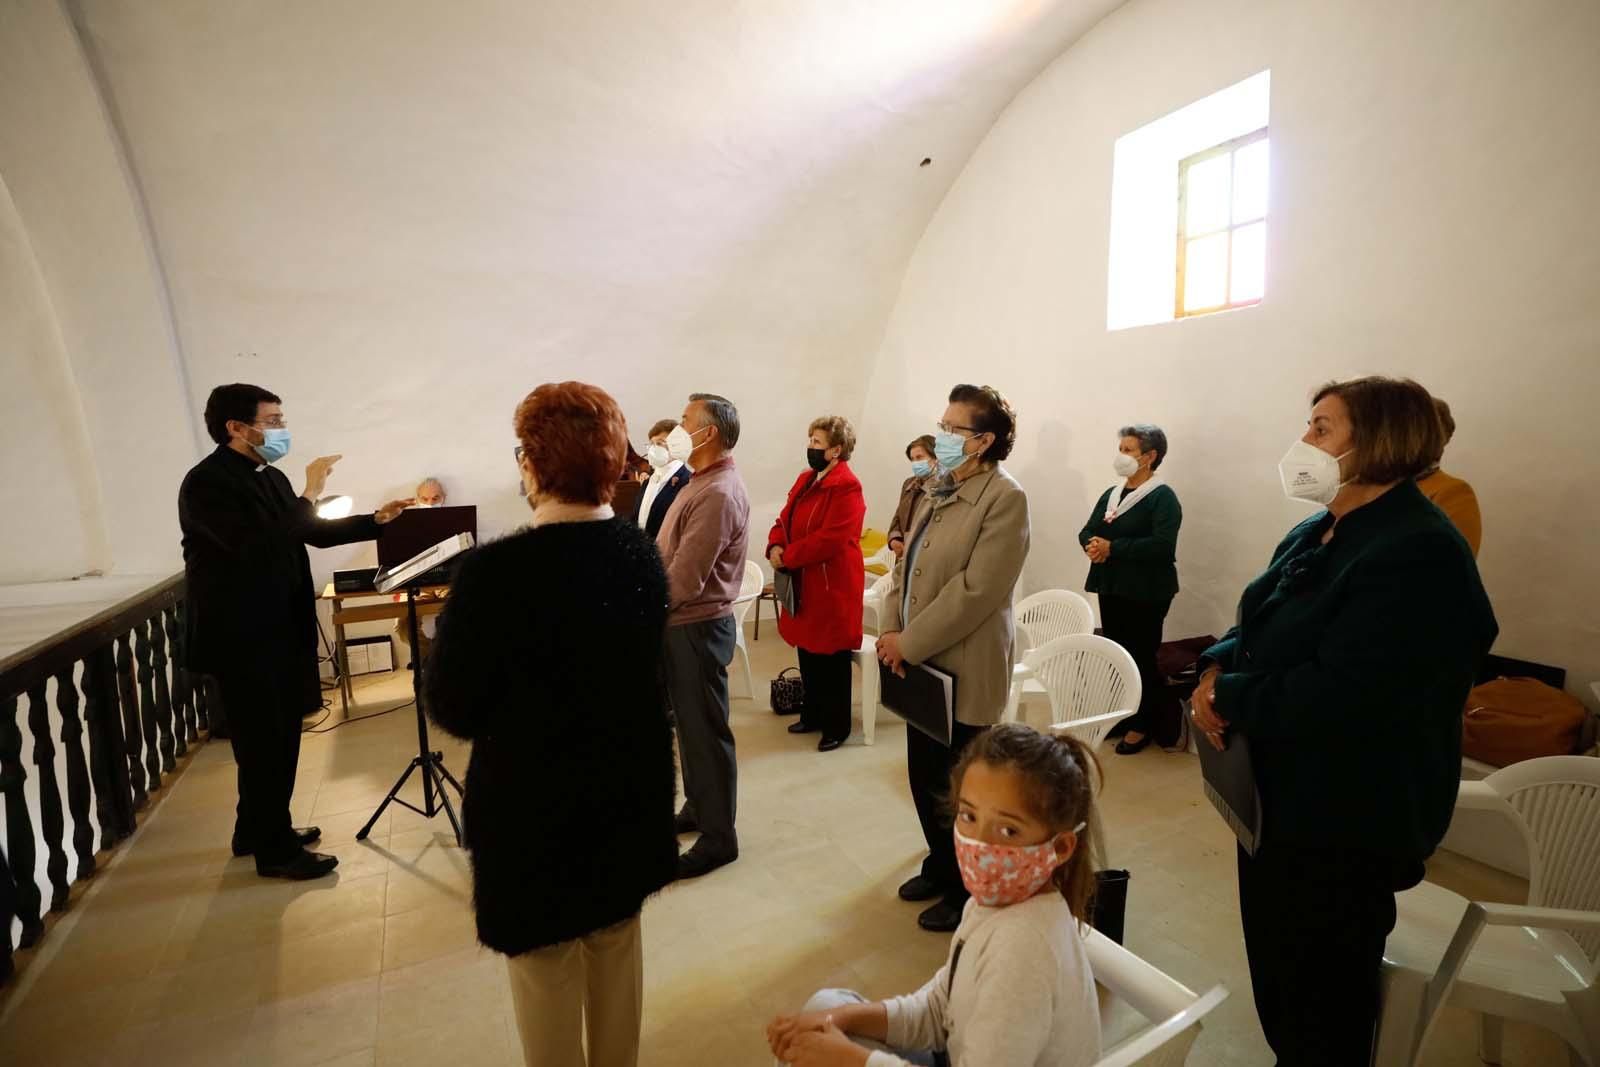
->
[84,646,135,843]
[166,603,196,746]
[0,840,16,985]
[0,694,44,947]
[151,612,178,767]
[55,665,96,878]
[27,681,70,912]
[135,620,162,789]
[115,634,147,812]
[195,667,211,734]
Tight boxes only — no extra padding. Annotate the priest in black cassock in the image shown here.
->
[179,383,413,880]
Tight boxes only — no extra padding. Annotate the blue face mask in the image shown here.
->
[933,431,971,472]
[910,460,933,478]
[252,427,291,464]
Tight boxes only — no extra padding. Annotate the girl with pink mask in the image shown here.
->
[766,724,1103,1067]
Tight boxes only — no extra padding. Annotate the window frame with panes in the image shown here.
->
[1175,127,1268,318]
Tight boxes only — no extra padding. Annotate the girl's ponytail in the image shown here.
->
[1046,728,1102,926]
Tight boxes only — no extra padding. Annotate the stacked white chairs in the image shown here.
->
[1001,634,1138,750]
[1007,590,1096,720]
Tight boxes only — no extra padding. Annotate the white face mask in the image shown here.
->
[1113,452,1141,478]
[1279,440,1351,505]
[645,443,670,470]
[665,424,694,464]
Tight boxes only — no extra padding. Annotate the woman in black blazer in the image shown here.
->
[426,382,677,1067]
[1191,377,1496,1064]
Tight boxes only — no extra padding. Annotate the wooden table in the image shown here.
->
[319,583,450,714]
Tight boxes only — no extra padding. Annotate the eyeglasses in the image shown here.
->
[252,417,288,429]
[936,421,982,437]
[512,445,526,462]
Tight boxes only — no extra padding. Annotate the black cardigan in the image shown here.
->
[425,518,678,955]
[178,445,379,711]
[1203,480,1497,865]
[1078,483,1182,602]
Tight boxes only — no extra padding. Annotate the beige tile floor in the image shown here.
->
[0,626,1571,1066]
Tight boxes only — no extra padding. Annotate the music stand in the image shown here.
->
[357,533,473,845]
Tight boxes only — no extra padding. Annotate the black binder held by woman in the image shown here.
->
[878,662,955,746]
[1198,729,1263,856]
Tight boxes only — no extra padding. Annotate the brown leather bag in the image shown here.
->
[1462,677,1589,767]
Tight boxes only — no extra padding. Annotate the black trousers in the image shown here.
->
[1097,592,1178,744]
[211,672,304,865]
[796,647,853,740]
[907,719,987,905]
[1238,844,1419,1065]
[663,617,739,856]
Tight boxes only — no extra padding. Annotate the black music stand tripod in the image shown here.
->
[356,581,464,845]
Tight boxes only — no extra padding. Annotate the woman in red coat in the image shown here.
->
[767,416,867,752]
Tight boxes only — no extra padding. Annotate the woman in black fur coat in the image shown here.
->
[425,381,677,1067]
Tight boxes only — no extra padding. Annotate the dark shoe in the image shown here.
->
[898,874,941,902]
[257,850,339,880]
[673,810,699,835]
[232,826,322,857]
[817,736,847,752]
[787,721,819,735]
[917,898,966,932]
[1114,732,1153,755]
[675,845,737,881]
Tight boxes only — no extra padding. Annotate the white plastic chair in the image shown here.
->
[1008,589,1096,717]
[861,572,894,634]
[1376,755,1600,1066]
[850,638,882,746]
[729,560,764,700]
[1016,588,1096,649]
[1001,635,1140,749]
[1086,927,1230,1066]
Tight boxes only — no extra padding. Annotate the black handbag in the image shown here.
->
[769,666,804,716]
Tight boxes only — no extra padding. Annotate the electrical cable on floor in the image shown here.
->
[306,697,416,734]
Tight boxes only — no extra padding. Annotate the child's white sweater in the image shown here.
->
[868,894,1101,1067]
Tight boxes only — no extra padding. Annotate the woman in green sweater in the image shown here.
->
[1078,424,1182,754]
[1190,377,1497,1064]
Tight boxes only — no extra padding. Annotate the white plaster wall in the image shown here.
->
[69,0,1126,580]
[0,0,198,580]
[857,0,1600,698]
[0,175,105,582]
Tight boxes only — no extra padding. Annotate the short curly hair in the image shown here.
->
[513,381,628,506]
[948,384,1017,463]
[647,418,679,441]
[808,416,856,462]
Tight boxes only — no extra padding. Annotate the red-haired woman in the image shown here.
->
[426,381,676,1067]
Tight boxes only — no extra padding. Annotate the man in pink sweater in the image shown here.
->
[656,392,751,879]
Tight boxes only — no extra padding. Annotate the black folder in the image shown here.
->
[1197,730,1264,856]
[879,663,956,746]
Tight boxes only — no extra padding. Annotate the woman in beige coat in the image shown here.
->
[877,383,1031,931]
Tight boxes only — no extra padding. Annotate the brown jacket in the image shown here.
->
[1417,469,1482,557]
[883,465,1030,726]
[656,456,751,626]
[887,475,927,548]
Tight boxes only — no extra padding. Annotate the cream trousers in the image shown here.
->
[505,914,643,1067]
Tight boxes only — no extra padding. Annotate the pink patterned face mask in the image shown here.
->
[954,825,1078,907]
